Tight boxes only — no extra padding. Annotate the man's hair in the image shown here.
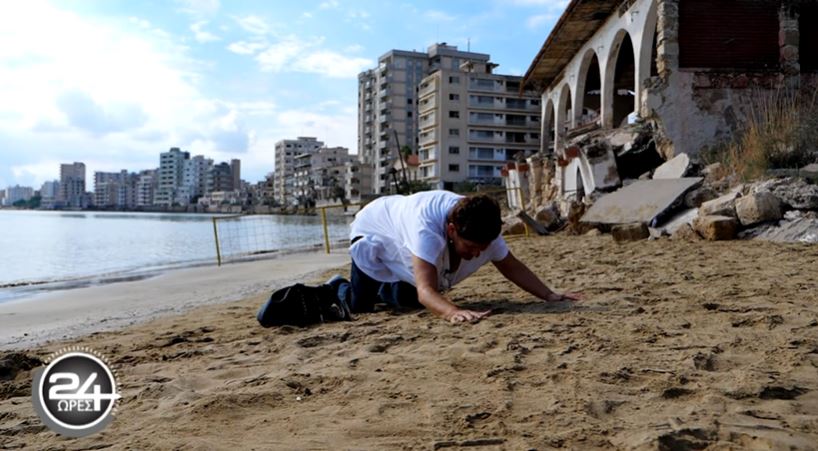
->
[448,194,502,244]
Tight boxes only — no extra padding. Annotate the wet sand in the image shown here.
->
[1,235,817,449]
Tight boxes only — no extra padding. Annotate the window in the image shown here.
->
[449,93,460,101]
[449,76,460,84]
[449,128,460,136]
[449,164,460,172]
[407,98,413,104]
[449,111,460,118]
[531,99,540,106]
[448,146,460,154]
[407,111,413,118]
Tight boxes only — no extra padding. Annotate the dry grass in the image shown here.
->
[704,88,818,182]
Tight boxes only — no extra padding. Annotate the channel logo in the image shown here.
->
[32,347,122,437]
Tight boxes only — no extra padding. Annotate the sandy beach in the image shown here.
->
[2,235,818,449]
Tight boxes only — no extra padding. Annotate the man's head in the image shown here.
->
[446,195,503,260]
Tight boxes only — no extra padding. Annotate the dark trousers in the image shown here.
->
[349,259,422,313]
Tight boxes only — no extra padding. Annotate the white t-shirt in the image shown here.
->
[349,190,509,291]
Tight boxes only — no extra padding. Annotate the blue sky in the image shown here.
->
[0,0,567,189]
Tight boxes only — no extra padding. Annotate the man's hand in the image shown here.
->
[445,308,491,324]
[545,292,583,303]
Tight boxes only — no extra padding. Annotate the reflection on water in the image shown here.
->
[0,210,351,288]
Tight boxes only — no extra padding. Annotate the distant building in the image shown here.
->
[136,169,158,207]
[230,159,241,192]
[358,43,492,194]
[179,155,213,205]
[274,137,323,206]
[344,161,373,202]
[0,190,5,206]
[94,170,139,209]
[154,148,189,206]
[207,162,234,193]
[40,180,60,209]
[3,185,34,206]
[59,162,86,208]
[417,60,541,190]
[293,146,355,204]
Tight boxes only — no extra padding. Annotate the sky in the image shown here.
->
[0,0,567,189]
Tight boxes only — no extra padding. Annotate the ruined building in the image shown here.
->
[523,0,818,200]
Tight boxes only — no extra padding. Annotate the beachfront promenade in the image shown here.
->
[0,250,350,350]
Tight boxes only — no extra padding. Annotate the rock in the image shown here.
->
[611,222,650,242]
[652,153,691,179]
[501,216,526,236]
[702,162,724,182]
[801,163,818,174]
[693,215,738,240]
[534,202,561,229]
[752,177,818,210]
[585,228,602,237]
[735,192,782,226]
[671,223,702,241]
[684,186,717,208]
[699,190,741,217]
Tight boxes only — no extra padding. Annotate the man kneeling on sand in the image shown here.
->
[341,190,581,324]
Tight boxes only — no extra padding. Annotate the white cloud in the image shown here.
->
[425,10,456,22]
[319,0,340,9]
[191,21,221,43]
[527,14,557,29]
[175,0,220,17]
[0,1,260,187]
[233,15,272,35]
[302,12,313,19]
[227,40,268,55]
[252,36,372,78]
[344,44,364,53]
[295,51,373,78]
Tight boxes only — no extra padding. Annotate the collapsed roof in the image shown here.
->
[522,0,620,92]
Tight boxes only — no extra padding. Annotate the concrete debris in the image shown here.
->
[693,215,738,241]
[611,223,650,242]
[740,211,818,244]
[735,192,783,226]
[670,223,703,241]
[501,216,527,236]
[581,178,702,225]
[652,153,691,179]
[699,190,742,218]
[516,210,549,235]
[534,202,561,230]
[751,177,818,210]
[584,228,602,237]
[653,208,699,235]
[684,186,717,208]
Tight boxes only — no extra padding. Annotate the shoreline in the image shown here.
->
[0,239,351,303]
[0,248,351,350]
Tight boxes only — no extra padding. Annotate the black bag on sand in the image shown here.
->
[257,281,352,328]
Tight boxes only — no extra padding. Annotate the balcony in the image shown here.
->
[419,130,437,146]
[418,80,437,98]
[469,78,499,92]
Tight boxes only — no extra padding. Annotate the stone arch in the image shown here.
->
[602,29,637,128]
[554,83,573,151]
[637,0,659,110]
[543,98,555,153]
[574,48,602,127]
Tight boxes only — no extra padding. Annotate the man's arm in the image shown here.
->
[492,251,581,302]
[412,255,490,323]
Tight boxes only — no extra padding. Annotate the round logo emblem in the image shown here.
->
[32,348,121,437]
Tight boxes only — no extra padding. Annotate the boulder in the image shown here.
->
[693,215,738,241]
[585,228,602,237]
[611,222,650,242]
[670,223,703,241]
[735,192,783,226]
[534,202,561,230]
[699,190,741,217]
[684,186,717,208]
[752,178,818,210]
[652,153,691,179]
[502,216,527,236]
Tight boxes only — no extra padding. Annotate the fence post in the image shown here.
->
[321,207,331,254]
[212,217,222,266]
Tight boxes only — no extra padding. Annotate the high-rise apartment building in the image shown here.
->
[40,180,60,209]
[417,60,542,190]
[136,170,157,207]
[180,155,213,204]
[358,43,490,194]
[293,146,354,203]
[274,137,323,206]
[3,185,34,206]
[207,162,234,193]
[154,148,189,206]
[230,159,241,191]
[94,170,139,209]
[59,162,87,208]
